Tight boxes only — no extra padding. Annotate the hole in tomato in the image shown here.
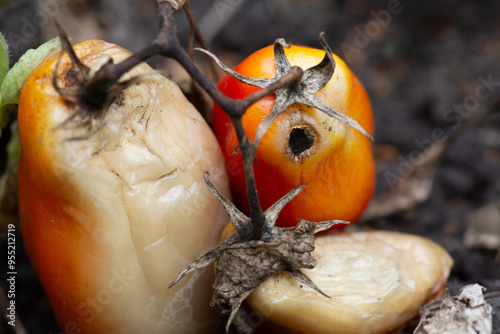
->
[288,127,316,157]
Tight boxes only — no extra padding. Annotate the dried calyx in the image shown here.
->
[169,173,348,332]
[196,34,373,153]
[52,23,142,132]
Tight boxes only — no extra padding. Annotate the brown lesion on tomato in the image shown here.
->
[287,125,317,161]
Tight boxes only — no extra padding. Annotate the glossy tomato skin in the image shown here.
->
[213,45,374,229]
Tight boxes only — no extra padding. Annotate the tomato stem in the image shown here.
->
[149,4,305,237]
[183,1,219,82]
[58,2,303,236]
[231,118,266,236]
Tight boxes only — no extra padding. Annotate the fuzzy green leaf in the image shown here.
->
[0,33,8,84]
[0,36,62,107]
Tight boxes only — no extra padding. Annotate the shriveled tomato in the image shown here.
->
[249,230,453,334]
[217,224,453,334]
[213,44,375,228]
[18,39,230,333]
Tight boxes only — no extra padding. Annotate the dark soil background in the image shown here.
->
[0,0,499,333]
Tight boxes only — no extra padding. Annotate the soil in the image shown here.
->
[0,0,499,333]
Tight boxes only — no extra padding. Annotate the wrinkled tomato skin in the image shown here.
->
[213,45,375,229]
[18,39,230,334]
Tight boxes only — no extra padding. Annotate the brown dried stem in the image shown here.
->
[154,6,304,232]
[183,0,219,81]
[68,2,302,232]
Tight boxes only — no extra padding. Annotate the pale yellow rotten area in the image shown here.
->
[36,40,230,333]
[247,230,453,334]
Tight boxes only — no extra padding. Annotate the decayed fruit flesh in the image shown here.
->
[18,39,230,333]
[246,230,453,334]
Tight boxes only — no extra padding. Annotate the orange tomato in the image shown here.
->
[213,44,375,229]
[18,39,230,333]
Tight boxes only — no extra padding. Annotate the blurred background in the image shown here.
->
[1,0,499,333]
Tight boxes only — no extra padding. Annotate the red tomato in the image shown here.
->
[213,44,375,229]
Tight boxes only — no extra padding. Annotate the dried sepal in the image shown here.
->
[196,33,373,151]
[204,172,252,236]
[286,269,329,298]
[52,23,145,137]
[170,174,348,333]
[168,234,240,288]
[52,27,87,106]
[194,47,270,88]
[262,184,306,235]
[210,218,346,332]
[53,21,90,83]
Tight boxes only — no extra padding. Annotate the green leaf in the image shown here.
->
[0,36,63,137]
[0,33,8,84]
[0,36,62,107]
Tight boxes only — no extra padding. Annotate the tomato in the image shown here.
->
[213,44,375,228]
[217,224,452,334]
[249,231,452,334]
[18,39,230,333]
